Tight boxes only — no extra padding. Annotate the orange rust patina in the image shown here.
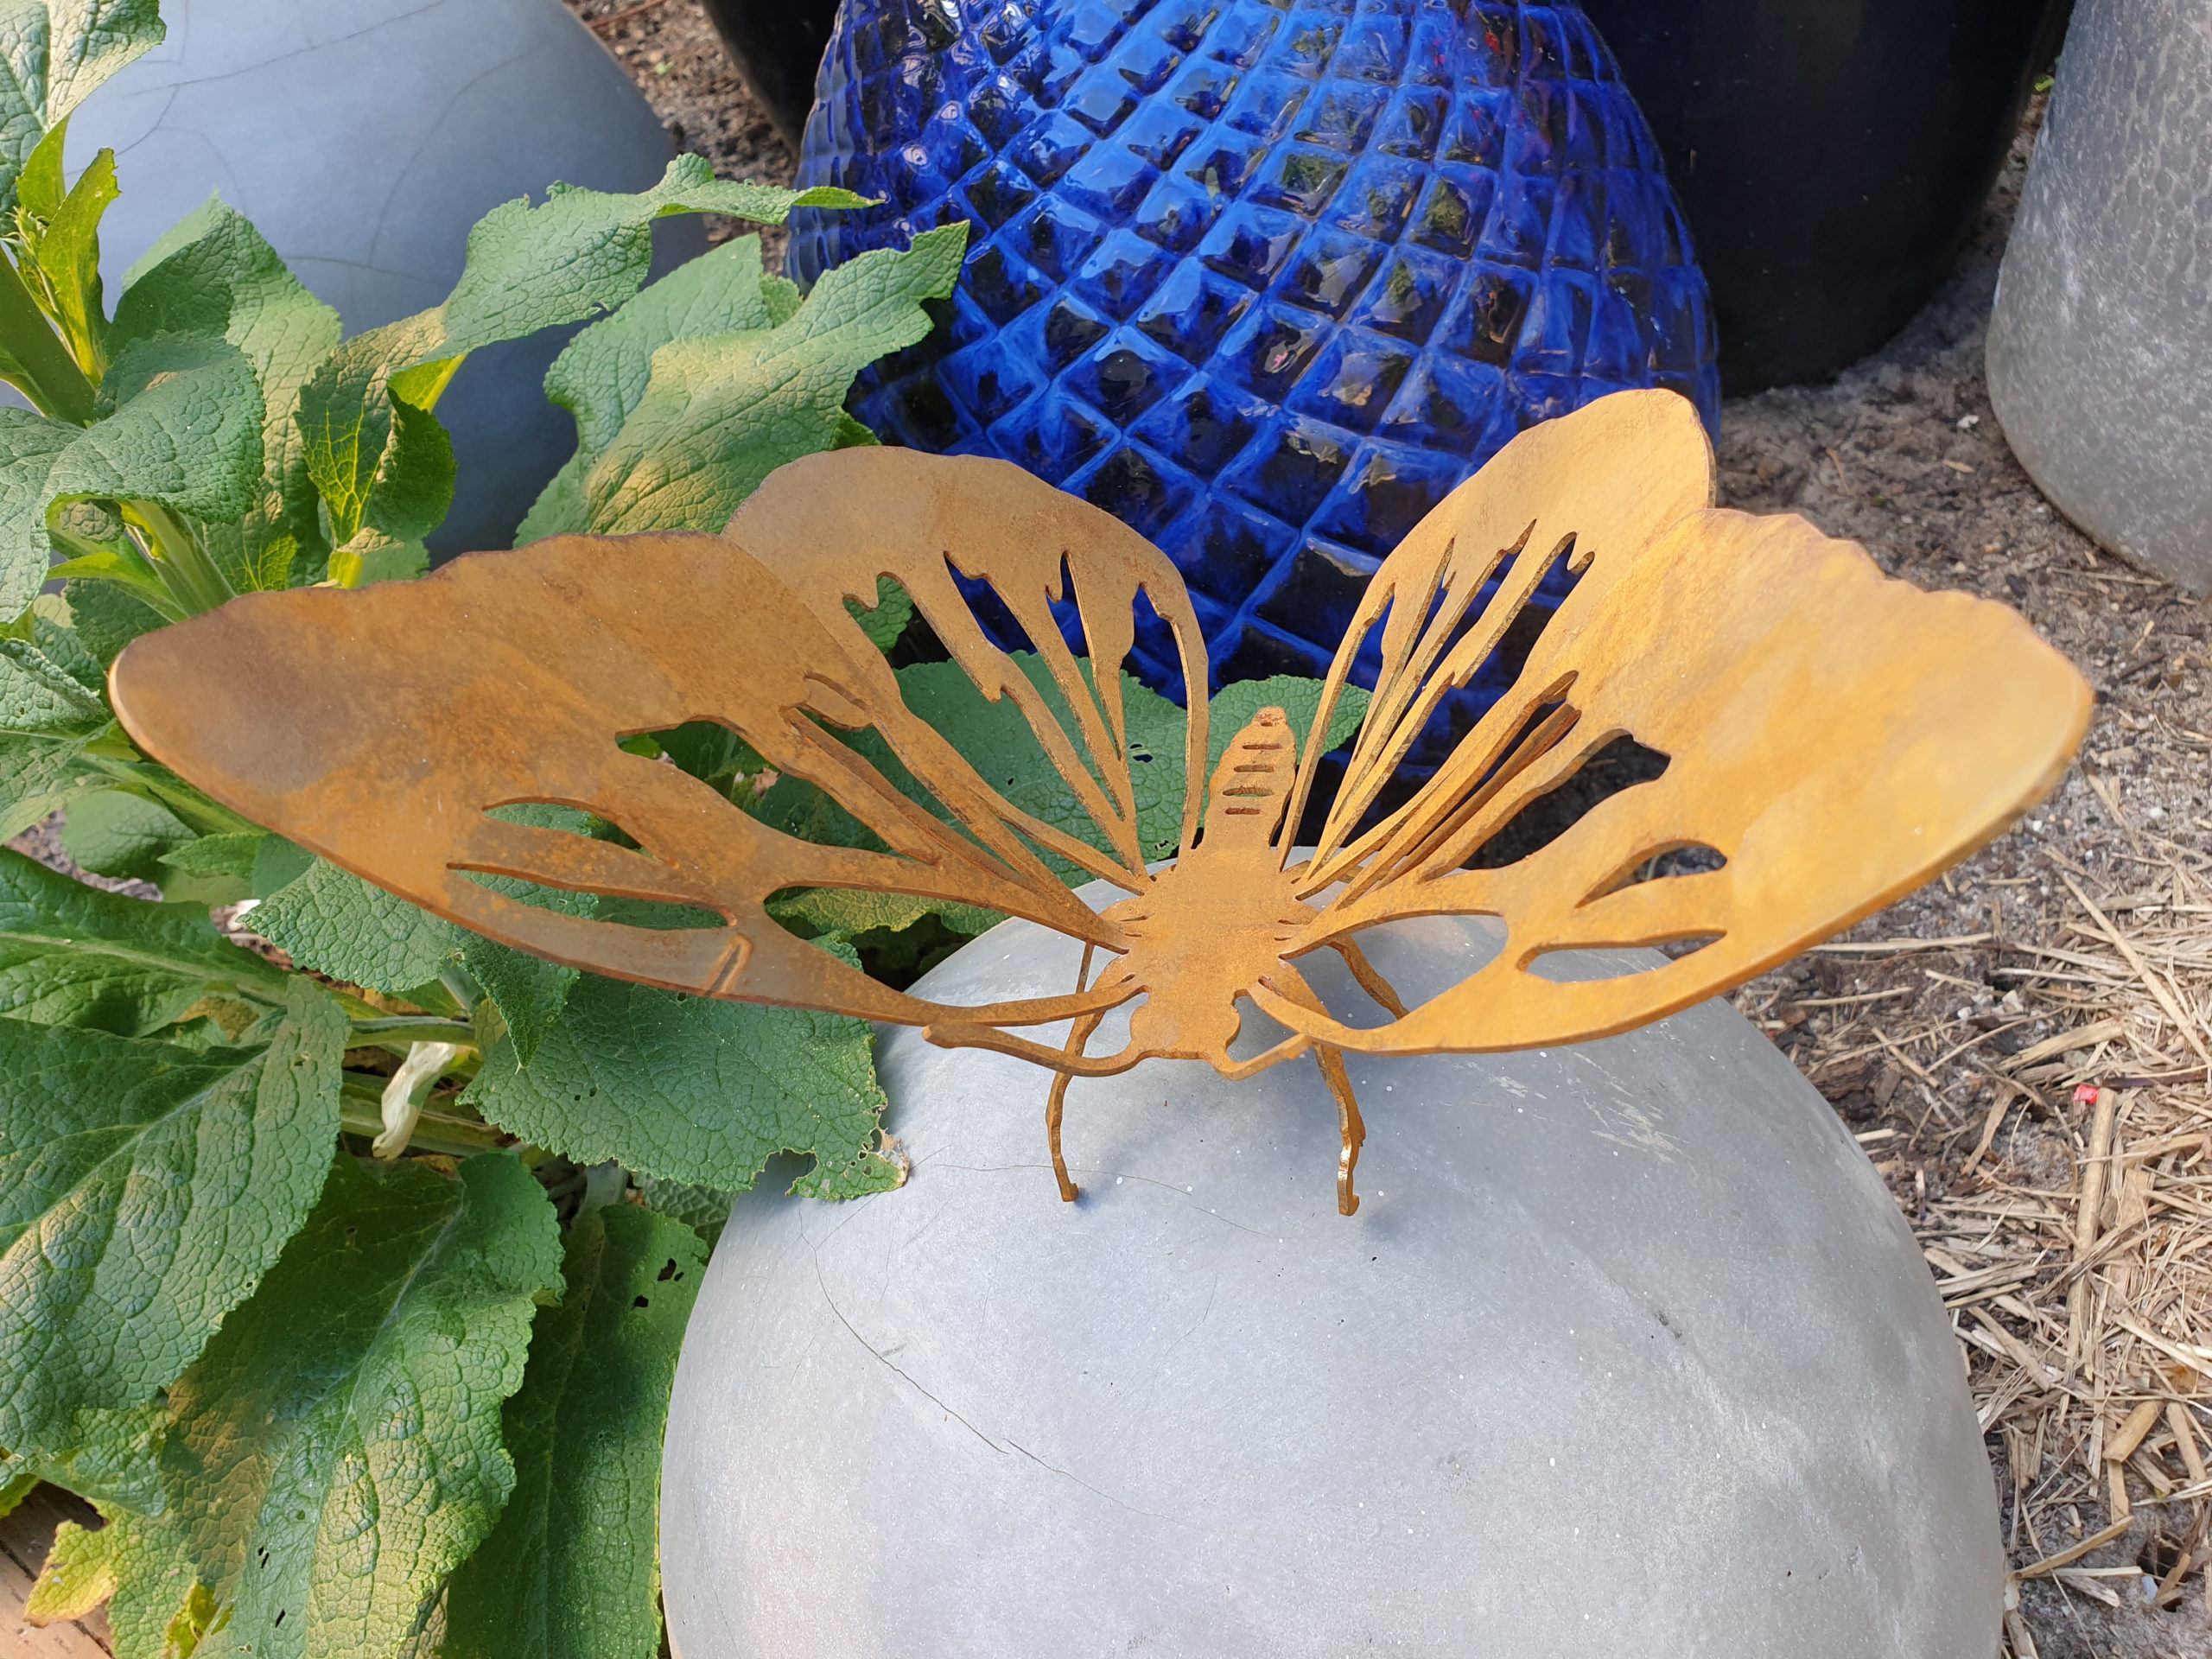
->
[109,391,2091,1215]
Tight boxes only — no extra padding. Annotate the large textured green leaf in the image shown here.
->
[766,885,1000,940]
[1201,674,1371,798]
[113,196,344,584]
[40,1506,207,1658]
[10,592,99,685]
[881,652,1191,876]
[0,406,74,612]
[448,804,606,1065]
[360,391,454,543]
[251,855,458,994]
[0,630,110,836]
[887,661,1370,871]
[0,334,265,615]
[464,931,575,1070]
[580,223,968,534]
[847,575,915,652]
[0,846,286,1033]
[55,787,189,880]
[0,979,345,1484]
[443,1205,704,1659]
[114,197,340,401]
[0,0,162,206]
[69,335,264,517]
[511,448,588,546]
[754,665,1370,924]
[466,971,900,1198]
[59,573,158,666]
[631,1173,732,1246]
[73,1153,563,1659]
[435,156,866,360]
[515,232,911,547]
[292,314,451,551]
[309,165,868,555]
[154,829,261,906]
[543,233,779,461]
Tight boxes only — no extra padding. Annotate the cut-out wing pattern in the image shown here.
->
[110,454,1204,1034]
[1261,392,2090,1053]
[110,390,2090,1216]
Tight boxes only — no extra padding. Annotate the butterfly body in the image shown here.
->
[1092,706,1315,1066]
[107,391,2090,1220]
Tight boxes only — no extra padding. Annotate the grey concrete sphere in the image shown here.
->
[662,899,2002,1656]
[1986,0,2212,593]
[67,0,703,553]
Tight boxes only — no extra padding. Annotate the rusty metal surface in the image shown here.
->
[110,390,2091,1213]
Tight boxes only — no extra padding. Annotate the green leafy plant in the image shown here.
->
[0,7,1370,1655]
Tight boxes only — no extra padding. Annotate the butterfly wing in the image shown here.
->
[108,454,1208,1034]
[1277,389,1719,867]
[725,446,1210,876]
[1255,390,2089,1052]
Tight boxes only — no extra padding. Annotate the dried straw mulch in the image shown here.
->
[1737,829,2212,1657]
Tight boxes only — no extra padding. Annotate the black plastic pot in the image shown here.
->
[1582,0,2073,391]
[697,0,840,149]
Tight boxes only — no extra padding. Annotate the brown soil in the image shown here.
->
[566,0,798,267]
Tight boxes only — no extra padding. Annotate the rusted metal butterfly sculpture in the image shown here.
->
[109,391,2089,1216]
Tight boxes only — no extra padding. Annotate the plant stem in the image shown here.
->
[349,1015,479,1048]
[0,248,94,423]
[79,750,264,836]
[338,1079,506,1155]
[124,500,234,615]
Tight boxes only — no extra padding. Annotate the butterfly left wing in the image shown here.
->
[1255,396,2090,1054]
[107,451,1211,1037]
[724,445,1210,879]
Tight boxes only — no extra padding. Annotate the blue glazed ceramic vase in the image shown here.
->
[791,0,1719,734]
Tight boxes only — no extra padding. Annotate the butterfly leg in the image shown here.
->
[1312,1044,1367,1217]
[1047,1007,1107,1204]
[1326,938,1408,1019]
[1260,963,1370,1216]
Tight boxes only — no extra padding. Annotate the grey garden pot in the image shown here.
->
[1986,0,2212,592]
[67,0,702,555]
[660,899,2004,1657]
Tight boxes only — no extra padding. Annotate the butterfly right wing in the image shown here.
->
[1255,391,2088,1054]
[1277,389,1717,874]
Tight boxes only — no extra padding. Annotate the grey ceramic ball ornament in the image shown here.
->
[64,0,703,555]
[660,901,2003,1657]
